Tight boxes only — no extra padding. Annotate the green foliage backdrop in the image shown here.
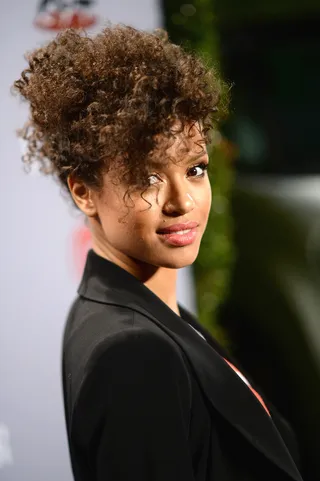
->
[161,0,235,344]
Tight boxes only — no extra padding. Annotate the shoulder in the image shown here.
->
[69,324,194,454]
[63,296,135,343]
[72,325,193,427]
[63,296,184,362]
[84,325,192,389]
[63,296,192,394]
[88,325,188,374]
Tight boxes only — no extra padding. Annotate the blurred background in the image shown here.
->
[162,1,320,480]
[0,1,319,480]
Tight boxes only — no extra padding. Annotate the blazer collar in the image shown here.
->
[78,250,302,481]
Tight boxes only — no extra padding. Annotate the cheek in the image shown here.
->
[195,181,212,212]
[207,186,212,211]
[98,191,158,240]
[129,200,160,238]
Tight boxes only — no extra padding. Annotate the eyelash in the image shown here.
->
[188,162,209,178]
[148,162,209,185]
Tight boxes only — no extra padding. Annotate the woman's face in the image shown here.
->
[73,121,212,270]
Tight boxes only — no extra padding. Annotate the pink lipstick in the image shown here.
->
[157,222,198,246]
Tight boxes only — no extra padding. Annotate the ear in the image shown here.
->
[67,175,97,217]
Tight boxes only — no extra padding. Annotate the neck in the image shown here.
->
[144,268,180,317]
[91,235,180,317]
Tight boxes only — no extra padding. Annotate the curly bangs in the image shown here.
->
[12,23,230,197]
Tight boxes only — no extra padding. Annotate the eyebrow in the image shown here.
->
[149,151,207,169]
[178,145,206,156]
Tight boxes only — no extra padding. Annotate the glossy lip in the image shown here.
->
[157,226,198,246]
[157,221,199,234]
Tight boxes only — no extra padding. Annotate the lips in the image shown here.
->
[157,221,199,234]
[157,223,198,247]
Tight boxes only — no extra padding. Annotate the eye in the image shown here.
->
[187,162,209,178]
[148,174,161,185]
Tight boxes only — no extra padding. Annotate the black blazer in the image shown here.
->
[62,249,303,481]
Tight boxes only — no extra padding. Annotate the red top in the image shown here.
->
[187,321,270,416]
[223,358,271,416]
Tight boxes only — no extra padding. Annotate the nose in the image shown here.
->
[162,188,195,217]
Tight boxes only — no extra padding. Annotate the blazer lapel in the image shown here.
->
[78,251,303,481]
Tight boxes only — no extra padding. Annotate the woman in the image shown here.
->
[13,25,302,481]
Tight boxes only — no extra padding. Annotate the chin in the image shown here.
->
[155,249,199,269]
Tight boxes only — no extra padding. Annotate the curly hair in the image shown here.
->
[12,23,230,201]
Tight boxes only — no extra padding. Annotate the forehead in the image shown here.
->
[150,121,207,166]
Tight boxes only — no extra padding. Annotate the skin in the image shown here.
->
[68,121,212,316]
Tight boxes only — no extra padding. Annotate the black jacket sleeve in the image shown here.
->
[71,328,195,481]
